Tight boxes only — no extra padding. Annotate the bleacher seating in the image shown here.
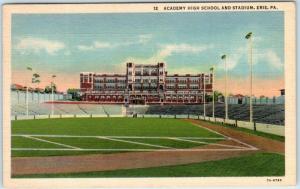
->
[128,103,284,125]
[11,103,124,116]
[77,104,105,115]
[102,105,123,115]
[11,99,284,125]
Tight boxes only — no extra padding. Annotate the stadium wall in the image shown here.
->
[11,91,65,104]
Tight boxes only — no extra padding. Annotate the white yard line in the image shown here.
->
[189,122,259,150]
[23,136,81,150]
[189,122,229,138]
[227,137,258,150]
[13,130,257,151]
[12,134,225,140]
[12,148,257,152]
[97,137,173,149]
[169,137,250,149]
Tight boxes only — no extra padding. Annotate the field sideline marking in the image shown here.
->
[11,148,257,152]
[97,137,173,149]
[168,137,250,149]
[227,137,258,150]
[12,134,225,140]
[188,121,259,150]
[23,136,81,150]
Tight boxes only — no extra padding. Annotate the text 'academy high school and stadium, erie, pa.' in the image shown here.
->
[80,62,212,104]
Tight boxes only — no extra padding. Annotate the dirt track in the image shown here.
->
[12,120,284,176]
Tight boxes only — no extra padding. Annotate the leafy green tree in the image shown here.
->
[206,91,223,102]
[44,83,57,93]
[67,88,81,100]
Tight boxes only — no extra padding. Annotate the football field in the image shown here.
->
[11,117,285,177]
[11,117,255,157]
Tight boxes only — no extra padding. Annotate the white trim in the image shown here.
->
[23,136,81,150]
[12,134,225,140]
[168,137,249,149]
[97,137,173,149]
[12,148,257,152]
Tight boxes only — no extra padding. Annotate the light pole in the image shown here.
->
[32,73,40,103]
[203,74,206,118]
[221,55,228,120]
[245,32,253,123]
[26,66,33,117]
[210,67,215,118]
[51,75,56,116]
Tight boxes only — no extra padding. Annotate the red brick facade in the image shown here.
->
[80,63,213,104]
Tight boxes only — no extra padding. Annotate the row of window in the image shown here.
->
[165,96,197,100]
[166,80,205,83]
[128,71,164,75]
[133,87,158,90]
[134,79,158,83]
[91,79,210,84]
[94,86,126,89]
[94,79,126,83]
[93,85,205,90]
[166,86,199,89]
[88,96,124,99]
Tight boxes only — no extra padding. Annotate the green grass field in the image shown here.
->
[12,118,220,137]
[12,118,225,157]
[11,118,285,177]
[13,153,284,177]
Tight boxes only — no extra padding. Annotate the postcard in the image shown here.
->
[2,1,296,187]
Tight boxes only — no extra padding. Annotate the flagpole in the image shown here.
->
[26,67,32,117]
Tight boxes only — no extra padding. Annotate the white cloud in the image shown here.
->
[218,47,283,71]
[256,49,283,69]
[77,34,153,51]
[15,37,65,55]
[124,43,213,64]
[64,50,71,56]
[77,41,114,51]
[77,45,94,51]
[217,47,245,71]
[138,34,152,44]
[94,42,114,48]
[159,44,213,58]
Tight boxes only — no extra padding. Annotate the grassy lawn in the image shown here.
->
[11,118,223,157]
[12,136,62,149]
[13,153,284,178]
[12,118,221,137]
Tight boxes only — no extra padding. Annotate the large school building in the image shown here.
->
[80,62,213,104]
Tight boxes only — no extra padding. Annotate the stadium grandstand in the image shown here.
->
[127,104,284,125]
[10,84,285,125]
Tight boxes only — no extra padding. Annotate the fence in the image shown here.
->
[227,96,285,105]
[12,113,284,137]
[11,90,65,104]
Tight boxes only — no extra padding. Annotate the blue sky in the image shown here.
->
[11,11,284,96]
